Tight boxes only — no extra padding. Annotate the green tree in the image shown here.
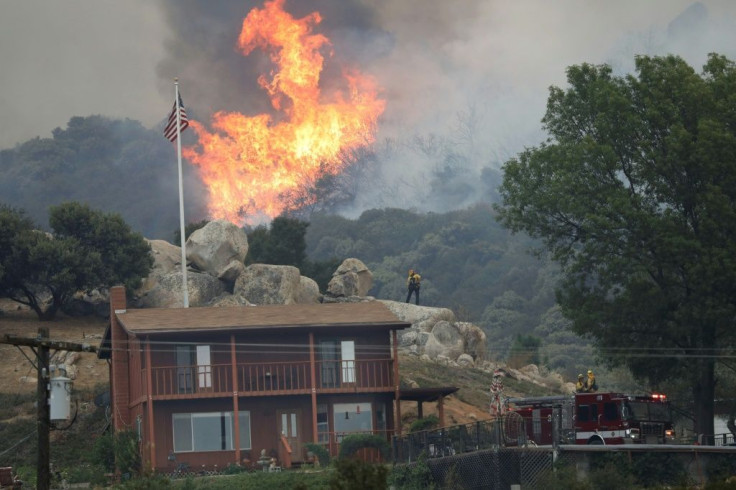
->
[247,216,308,268]
[0,202,152,320]
[496,54,736,438]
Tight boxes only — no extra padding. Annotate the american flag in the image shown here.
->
[164,93,189,142]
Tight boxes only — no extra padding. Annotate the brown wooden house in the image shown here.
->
[99,285,415,472]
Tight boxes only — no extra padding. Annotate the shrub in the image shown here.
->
[409,415,439,433]
[92,432,116,471]
[388,453,435,490]
[338,434,390,461]
[113,430,142,477]
[305,442,331,467]
[328,458,388,490]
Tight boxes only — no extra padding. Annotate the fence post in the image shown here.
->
[476,421,481,450]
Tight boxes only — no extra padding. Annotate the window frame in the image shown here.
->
[172,411,252,453]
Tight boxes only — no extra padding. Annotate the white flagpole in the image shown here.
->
[174,78,190,308]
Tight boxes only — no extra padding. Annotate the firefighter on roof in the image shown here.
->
[575,374,586,392]
[405,269,421,305]
[585,370,598,393]
[489,369,505,417]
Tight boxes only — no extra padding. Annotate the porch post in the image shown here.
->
[145,338,156,469]
[437,396,445,428]
[309,332,318,443]
[231,334,241,465]
[392,329,401,435]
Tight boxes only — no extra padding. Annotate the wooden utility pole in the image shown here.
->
[38,327,50,490]
[2,329,97,490]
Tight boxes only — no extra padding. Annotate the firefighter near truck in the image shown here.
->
[505,391,675,446]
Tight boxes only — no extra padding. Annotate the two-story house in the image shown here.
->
[99,285,418,472]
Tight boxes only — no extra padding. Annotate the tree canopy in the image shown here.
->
[0,202,152,320]
[496,53,736,438]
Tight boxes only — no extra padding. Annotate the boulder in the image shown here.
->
[456,353,475,368]
[296,276,321,304]
[327,258,373,297]
[147,239,183,274]
[134,271,226,308]
[207,292,253,308]
[234,264,301,305]
[423,321,464,360]
[186,220,249,281]
[454,322,488,360]
[378,301,456,329]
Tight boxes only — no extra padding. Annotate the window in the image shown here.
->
[317,404,329,443]
[333,402,372,437]
[176,346,194,394]
[237,412,252,450]
[341,341,355,383]
[376,403,386,433]
[172,411,251,452]
[603,402,618,422]
[577,405,590,422]
[319,340,339,388]
[196,345,212,389]
[136,415,143,442]
[176,345,211,393]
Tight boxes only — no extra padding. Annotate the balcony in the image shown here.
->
[141,359,394,400]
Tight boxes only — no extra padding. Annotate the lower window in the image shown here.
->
[173,411,251,452]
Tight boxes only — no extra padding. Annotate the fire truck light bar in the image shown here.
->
[651,393,666,400]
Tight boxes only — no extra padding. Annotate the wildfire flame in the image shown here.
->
[184,0,385,224]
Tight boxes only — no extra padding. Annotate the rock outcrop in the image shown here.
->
[233,264,302,305]
[130,227,320,308]
[135,271,227,308]
[186,220,249,284]
[326,258,373,298]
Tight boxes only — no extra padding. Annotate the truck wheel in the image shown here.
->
[587,437,604,445]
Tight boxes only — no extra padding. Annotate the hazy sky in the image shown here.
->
[1,0,734,156]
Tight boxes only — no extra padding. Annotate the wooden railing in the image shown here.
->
[279,434,292,469]
[315,359,393,390]
[143,359,394,398]
[236,361,311,394]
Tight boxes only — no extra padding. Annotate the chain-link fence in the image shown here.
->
[392,419,736,489]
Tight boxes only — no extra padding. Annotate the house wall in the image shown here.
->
[110,286,131,431]
[149,392,397,471]
[151,395,314,471]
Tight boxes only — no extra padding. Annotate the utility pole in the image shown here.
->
[2,329,97,490]
[38,327,50,490]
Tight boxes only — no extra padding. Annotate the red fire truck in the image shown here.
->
[506,392,675,445]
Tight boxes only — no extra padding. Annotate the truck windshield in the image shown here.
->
[625,401,671,422]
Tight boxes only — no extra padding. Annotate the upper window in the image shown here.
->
[318,340,356,387]
[175,345,211,393]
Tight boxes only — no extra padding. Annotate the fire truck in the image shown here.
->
[505,392,675,445]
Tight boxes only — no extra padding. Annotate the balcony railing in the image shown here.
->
[142,359,394,398]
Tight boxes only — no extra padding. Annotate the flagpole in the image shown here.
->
[174,78,190,308]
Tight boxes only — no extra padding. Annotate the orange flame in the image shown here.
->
[184,0,385,224]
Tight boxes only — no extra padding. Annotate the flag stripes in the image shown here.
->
[164,93,189,142]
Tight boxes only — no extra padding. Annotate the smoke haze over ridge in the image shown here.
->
[2,1,735,215]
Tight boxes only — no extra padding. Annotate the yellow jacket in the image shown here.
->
[407,272,421,289]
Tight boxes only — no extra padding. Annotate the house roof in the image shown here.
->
[114,301,410,335]
[399,386,459,402]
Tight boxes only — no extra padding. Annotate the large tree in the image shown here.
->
[496,54,736,440]
[0,202,152,320]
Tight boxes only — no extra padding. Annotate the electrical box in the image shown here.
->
[49,373,72,421]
